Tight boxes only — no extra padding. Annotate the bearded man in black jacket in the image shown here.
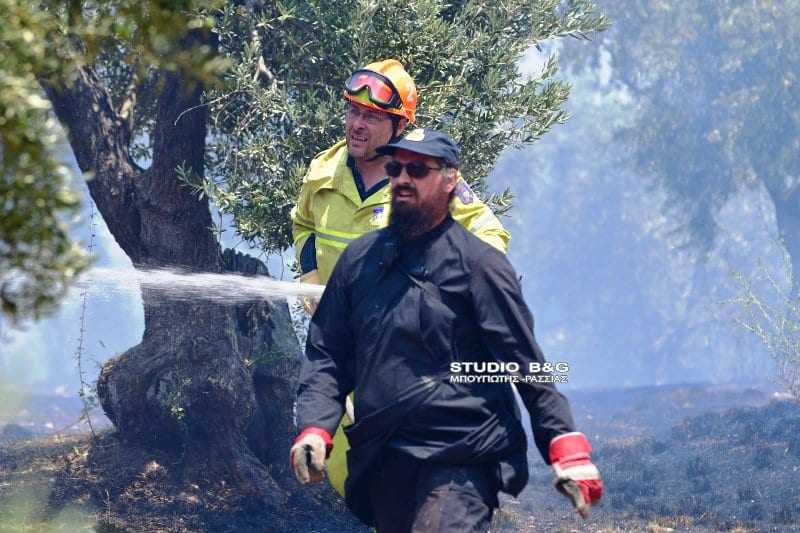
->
[290,128,603,533]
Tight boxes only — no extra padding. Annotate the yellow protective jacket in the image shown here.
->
[290,139,510,496]
[291,139,510,283]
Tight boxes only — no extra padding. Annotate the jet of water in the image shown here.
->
[75,267,324,304]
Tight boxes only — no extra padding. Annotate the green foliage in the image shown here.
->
[165,377,192,423]
[198,0,609,253]
[2,0,608,318]
[81,1,231,160]
[0,0,227,323]
[1,1,88,323]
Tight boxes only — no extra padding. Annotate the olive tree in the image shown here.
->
[3,0,607,522]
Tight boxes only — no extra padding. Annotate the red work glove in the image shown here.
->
[549,432,603,517]
[290,427,333,484]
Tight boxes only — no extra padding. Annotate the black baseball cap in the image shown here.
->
[376,128,460,168]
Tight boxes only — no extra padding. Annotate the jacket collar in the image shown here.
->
[317,140,390,207]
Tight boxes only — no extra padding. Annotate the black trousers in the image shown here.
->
[367,447,499,533]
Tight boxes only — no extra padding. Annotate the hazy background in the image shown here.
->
[1,0,791,411]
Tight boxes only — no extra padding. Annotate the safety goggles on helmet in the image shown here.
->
[344,70,404,111]
[385,160,443,179]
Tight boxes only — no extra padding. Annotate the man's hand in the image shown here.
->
[297,270,322,315]
[290,428,333,484]
[548,432,603,518]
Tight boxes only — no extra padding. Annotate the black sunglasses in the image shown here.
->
[385,160,443,179]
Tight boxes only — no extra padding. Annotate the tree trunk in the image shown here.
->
[38,30,302,509]
[767,183,800,293]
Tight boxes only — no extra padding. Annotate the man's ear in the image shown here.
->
[396,118,409,135]
[443,167,458,193]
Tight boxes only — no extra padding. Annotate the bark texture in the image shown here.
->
[39,29,304,509]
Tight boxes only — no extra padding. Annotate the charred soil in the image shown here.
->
[0,431,366,532]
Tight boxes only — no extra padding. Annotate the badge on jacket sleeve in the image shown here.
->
[455,181,474,204]
[371,206,386,225]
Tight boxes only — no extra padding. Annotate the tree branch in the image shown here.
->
[150,29,216,180]
[117,65,142,139]
[39,65,146,261]
[137,27,221,269]
[41,26,222,270]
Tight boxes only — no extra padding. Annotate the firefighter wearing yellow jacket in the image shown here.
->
[290,59,510,497]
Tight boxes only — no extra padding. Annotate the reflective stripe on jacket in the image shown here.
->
[291,139,510,283]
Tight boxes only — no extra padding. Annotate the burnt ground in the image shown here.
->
[1,382,797,532]
[503,382,800,533]
[0,431,365,532]
[0,431,687,533]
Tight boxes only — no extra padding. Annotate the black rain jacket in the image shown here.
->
[296,215,576,524]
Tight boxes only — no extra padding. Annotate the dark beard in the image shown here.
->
[389,189,450,240]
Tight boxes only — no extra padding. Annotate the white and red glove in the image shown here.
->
[290,427,333,484]
[549,432,603,517]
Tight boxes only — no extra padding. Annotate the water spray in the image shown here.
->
[74,267,324,304]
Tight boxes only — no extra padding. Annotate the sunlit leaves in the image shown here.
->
[1,0,88,323]
[199,0,608,254]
